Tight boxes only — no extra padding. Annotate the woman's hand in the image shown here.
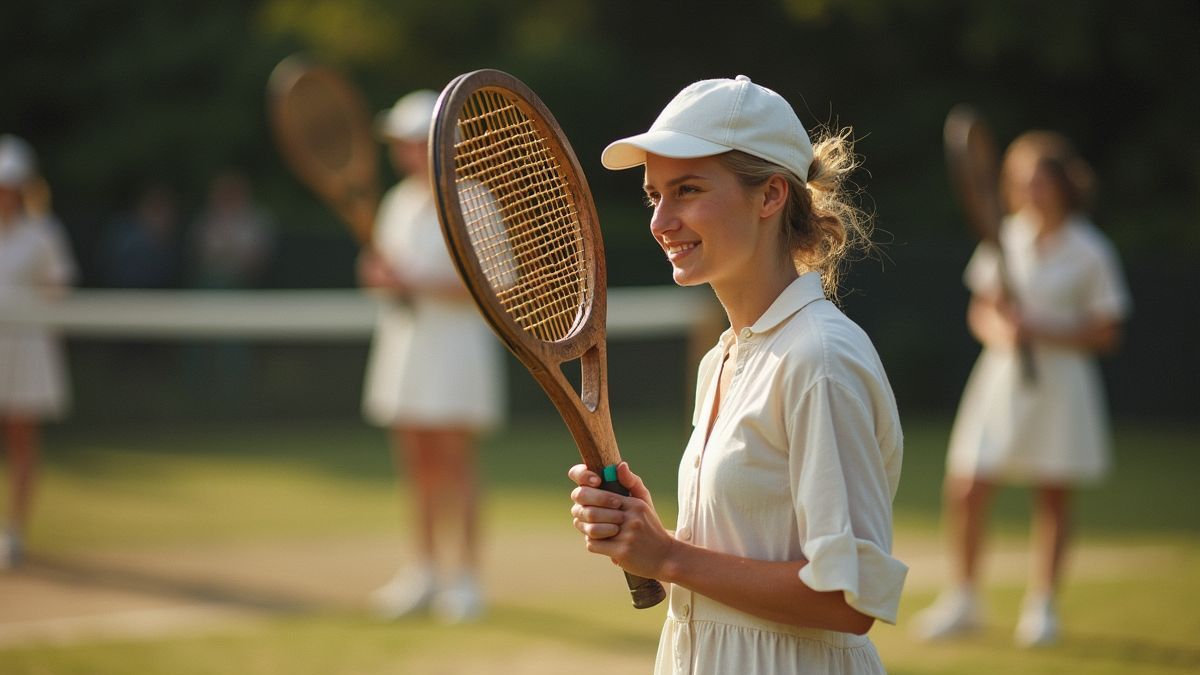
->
[356,249,411,296]
[967,293,1023,348]
[568,462,675,580]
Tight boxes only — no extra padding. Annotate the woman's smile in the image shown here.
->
[664,240,700,261]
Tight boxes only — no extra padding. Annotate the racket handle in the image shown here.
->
[599,465,668,609]
[1018,340,1037,384]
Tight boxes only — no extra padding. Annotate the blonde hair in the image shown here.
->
[716,126,871,299]
[1001,131,1095,214]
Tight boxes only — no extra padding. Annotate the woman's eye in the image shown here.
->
[676,185,698,197]
[643,193,660,208]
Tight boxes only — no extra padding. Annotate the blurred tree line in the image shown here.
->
[2,0,1196,417]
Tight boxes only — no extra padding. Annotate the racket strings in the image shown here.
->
[453,89,590,342]
[290,79,355,172]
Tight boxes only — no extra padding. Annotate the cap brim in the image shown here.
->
[601,130,731,170]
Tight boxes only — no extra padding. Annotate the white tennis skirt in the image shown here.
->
[0,328,70,419]
[946,345,1112,484]
[362,298,505,430]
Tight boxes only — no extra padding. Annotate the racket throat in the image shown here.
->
[579,345,603,412]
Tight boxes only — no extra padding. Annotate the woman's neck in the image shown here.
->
[1029,207,1070,245]
[711,260,798,333]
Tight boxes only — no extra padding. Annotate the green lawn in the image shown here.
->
[1,413,1197,674]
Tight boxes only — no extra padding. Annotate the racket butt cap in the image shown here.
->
[628,573,668,609]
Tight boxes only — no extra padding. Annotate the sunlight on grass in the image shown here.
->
[2,414,1196,674]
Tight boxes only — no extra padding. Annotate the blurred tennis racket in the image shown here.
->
[268,56,379,247]
[430,69,666,609]
[944,105,1036,383]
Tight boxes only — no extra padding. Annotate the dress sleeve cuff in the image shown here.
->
[798,532,908,625]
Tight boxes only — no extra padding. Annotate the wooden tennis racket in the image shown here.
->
[267,55,380,247]
[944,104,1037,383]
[430,69,666,609]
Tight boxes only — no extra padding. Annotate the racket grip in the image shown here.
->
[1017,340,1037,384]
[599,466,668,609]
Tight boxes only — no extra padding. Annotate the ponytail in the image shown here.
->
[717,126,872,300]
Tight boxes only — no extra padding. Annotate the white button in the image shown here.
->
[693,454,701,467]
[735,74,750,82]
[681,603,691,618]
[740,327,752,339]
[678,526,692,541]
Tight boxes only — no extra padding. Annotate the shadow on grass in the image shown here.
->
[1059,632,1200,672]
[45,414,1200,537]
[483,603,660,654]
[21,554,320,615]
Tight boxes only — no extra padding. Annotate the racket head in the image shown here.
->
[944,104,1004,244]
[432,73,667,609]
[430,69,607,370]
[267,55,380,246]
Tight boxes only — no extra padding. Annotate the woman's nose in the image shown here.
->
[649,204,677,238]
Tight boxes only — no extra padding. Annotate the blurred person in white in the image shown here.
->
[0,134,77,569]
[359,90,505,623]
[912,132,1132,648]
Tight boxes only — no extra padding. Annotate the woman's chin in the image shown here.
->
[670,267,706,287]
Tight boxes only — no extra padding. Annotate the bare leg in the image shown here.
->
[404,426,483,622]
[1029,484,1071,599]
[404,428,479,575]
[1015,483,1070,646]
[913,475,994,639]
[4,416,40,537]
[945,476,994,588]
[395,428,438,566]
[3,416,40,568]
[369,427,447,618]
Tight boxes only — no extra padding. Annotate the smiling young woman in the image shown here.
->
[568,76,904,675]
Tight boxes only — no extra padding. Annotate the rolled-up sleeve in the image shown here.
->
[789,377,907,624]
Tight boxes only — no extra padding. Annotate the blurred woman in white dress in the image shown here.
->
[914,131,1132,647]
[359,91,505,623]
[0,135,77,569]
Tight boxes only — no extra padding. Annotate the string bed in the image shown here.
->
[452,88,590,343]
[291,77,353,171]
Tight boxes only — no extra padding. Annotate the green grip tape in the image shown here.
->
[602,464,618,483]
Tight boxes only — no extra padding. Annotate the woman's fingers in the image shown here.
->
[571,484,626,540]
[567,463,601,487]
[574,519,621,539]
[571,485,624,509]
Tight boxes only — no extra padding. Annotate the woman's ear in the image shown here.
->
[759,174,789,219]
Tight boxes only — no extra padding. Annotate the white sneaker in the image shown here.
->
[369,568,437,620]
[912,587,983,641]
[433,575,485,624]
[0,532,22,571]
[1015,596,1059,648]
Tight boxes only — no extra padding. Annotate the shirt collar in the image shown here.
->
[1009,209,1086,250]
[719,272,826,345]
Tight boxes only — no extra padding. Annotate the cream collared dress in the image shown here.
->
[946,213,1131,484]
[0,214,76,418]
[361,178,504,430]
[657,273,907,675]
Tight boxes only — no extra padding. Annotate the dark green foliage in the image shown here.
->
[3,0,1196,415]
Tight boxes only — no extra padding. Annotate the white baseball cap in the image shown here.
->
[602,75,813,181]
[377,89,438,142]
[0,134,36,188]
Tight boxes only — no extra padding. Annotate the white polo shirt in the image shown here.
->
[657,272,906,675]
